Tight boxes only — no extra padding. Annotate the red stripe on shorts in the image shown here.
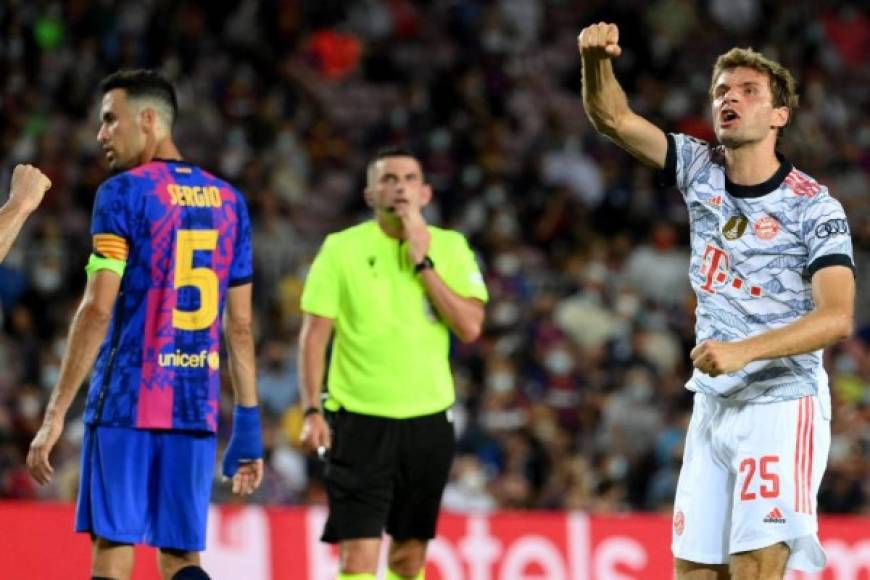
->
[794,397,804,513]
[805,397,815,514]
[797,397,814,514]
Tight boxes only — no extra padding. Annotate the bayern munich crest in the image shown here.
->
[754,216,781,240]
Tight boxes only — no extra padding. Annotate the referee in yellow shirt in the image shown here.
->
[298,146,488,580]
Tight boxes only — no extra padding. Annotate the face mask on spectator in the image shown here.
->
[616,292,640,318]
[544,349,574,376]
[606,454,629,480]
[32,263,62,293]
[41,364,60,391]
[626,379,653,402]
[494,252,521,276]
[487,371,516,394]
[460,468,487,492]
[18,393,41,420]
[491,301,520,328]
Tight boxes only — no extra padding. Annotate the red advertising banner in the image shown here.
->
[1,502,867,579]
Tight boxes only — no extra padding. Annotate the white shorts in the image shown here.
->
[672,393,830,572]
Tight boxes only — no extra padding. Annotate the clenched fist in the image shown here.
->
[691,340,752,377]
[8,164,52,214]
[578,22,622,59]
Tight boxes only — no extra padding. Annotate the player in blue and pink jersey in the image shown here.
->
[26,70,263,580]
[579,23,855,580]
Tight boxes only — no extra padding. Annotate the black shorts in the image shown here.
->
[321,408,456,543]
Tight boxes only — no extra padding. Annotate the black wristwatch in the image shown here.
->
[303,406,322,417]
[414,255,435,274]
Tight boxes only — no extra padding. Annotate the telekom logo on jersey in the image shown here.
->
[699,244,763,297]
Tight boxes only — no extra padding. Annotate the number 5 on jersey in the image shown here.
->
[173,229,219,331]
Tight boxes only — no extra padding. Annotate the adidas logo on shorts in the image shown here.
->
[763,507,786,524]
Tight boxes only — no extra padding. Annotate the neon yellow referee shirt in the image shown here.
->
[301,220,488,418]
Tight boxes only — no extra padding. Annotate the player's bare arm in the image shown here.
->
[223,283,264,495]
[396,204,485,343]
[27,270,120,484]
[224,284,259,408]
[0,164,52,262]
[298,312,334,453]
[578,22,668,168]
[692,266,854,377]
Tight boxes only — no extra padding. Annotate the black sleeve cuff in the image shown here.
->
[807,254,855,279]
[229,275,254,287]
[657,133,677,187]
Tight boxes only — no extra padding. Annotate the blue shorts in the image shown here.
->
[75,425,217,552]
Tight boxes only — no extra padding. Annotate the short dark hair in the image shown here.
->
[372,145,418,163]
[99,69,178,126]
[367,145,422,186]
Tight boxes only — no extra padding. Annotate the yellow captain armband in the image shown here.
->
[85,253,126,278]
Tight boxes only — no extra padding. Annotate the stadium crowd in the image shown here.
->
[0,0,867,515]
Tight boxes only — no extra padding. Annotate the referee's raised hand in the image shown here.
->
[578,22,622,59]
[396,203,431,266]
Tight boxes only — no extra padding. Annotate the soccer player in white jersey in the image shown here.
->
[578,23,855,580]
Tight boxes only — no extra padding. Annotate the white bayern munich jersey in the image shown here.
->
[664,133,854,402]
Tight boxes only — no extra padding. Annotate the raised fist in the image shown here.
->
[9,164,51,214]
[578,22,622,59]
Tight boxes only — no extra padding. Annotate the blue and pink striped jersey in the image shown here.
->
[84,159,253,432]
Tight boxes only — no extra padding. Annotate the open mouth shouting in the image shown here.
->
[720,108,740,128]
